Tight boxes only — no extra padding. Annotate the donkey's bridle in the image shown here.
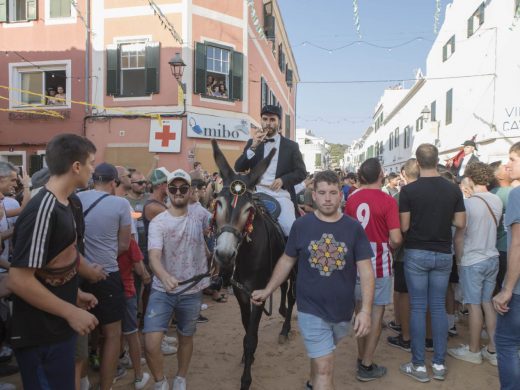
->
[213,182,274,314]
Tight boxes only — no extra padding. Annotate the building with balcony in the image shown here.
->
[0,0,299,175]
[0,0,88,173]
[350,0,520,172]
[296,127,329,173]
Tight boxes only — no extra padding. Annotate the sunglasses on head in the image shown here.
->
[168,184,190,195]
[132,180,147,185]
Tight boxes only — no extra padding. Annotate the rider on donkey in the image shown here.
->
[234,104,306,237]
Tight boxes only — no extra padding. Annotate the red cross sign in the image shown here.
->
[155,124,176,147]
[149,120,181,153]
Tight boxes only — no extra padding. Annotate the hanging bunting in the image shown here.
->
[352,0,362,39]
[245,0,267,41]
[433,0,441,33]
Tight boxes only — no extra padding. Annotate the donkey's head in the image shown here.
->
[211,139,275,269]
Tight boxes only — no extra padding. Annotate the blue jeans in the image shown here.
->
[404,249,451,366]
[495,293,520,390]
[15,335,77,390]
[143,289,202,336]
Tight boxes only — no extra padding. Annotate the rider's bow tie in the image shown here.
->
[264,138,275,143]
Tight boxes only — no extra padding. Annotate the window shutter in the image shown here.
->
[467,17,473,37]
[479,3,485,25]
[106,45,120,96]
[230,51,243,101]
[62,0,71,17]
[264,15,275,40]
[145,42,160,95]
[285,114,290,138]
[442,44,447,61]
[286,68,293,87]
[194,42,206,95]
[29,155,44,176]
[0,0,6,22]
[51,0,71,18]
[27,0,37,20]
[50,0,60,18]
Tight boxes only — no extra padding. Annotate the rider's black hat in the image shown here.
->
[261,105,281,119]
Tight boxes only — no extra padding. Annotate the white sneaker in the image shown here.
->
[119,351,131,368]
[173,376,187,390]
[135,372,150,390]
[447,344,482,364]
[163,335,177,345]
[154,377,169,390]
[481,346,498,366]
[161,340,178,355]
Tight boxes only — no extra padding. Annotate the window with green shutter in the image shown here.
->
[468,3,485,38]
[193,41,244,101]
[285,114,290,138]
[50,0,71,18]
[431,100,437,121]
[446,89,453,125]
[2,0,37,22]
[0,0,7,22]
[106,41,160,97]
[442,35,455,62]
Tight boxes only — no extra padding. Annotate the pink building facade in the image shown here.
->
[0,0,298,175]
[0,0,89,173]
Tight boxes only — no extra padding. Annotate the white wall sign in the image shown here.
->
[187,113,250,142]
[149,119,182,153]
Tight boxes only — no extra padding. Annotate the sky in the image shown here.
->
[278,0,451,144]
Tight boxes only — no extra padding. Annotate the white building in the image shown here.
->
[348,0,520,172]
[296,128,329,173]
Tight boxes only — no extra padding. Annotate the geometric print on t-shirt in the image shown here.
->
[307,233,347,276]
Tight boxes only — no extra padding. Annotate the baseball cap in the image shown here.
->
[149,167,170,186]
[92,163,118,182]
[261,104,281,119]
[462,140,477,149]
[167,169,191,185]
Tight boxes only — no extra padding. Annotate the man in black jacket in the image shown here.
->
[235,105,306,236]
[454,140,479,181]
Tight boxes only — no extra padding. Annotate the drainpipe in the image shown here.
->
[84,0,91,115]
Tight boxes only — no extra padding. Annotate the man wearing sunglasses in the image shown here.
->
[144,169,211,390]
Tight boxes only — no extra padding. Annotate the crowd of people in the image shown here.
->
[0,108,519,390]
[255,137,519,389]
[0,134,230,390]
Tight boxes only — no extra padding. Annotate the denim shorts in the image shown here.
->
[122,295,138,335]
[355,276,392,306]
[297,311,351,359]
[460,257,499,304]
[143,289,202,336]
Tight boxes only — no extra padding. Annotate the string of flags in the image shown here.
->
[69,0,92,36]
[352,0,362,39]
[434,0,441,33]
[246,0,267,41]
[147,0,183,44]
[0,85,166,124]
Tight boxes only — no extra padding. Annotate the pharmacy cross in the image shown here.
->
[155,124,176,147]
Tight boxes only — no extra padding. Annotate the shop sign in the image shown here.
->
[187,113,250,142]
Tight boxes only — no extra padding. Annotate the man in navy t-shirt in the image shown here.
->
[252,170,375,390]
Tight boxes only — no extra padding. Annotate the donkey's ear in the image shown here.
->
[249,148,276,187]
[211,139,234,180]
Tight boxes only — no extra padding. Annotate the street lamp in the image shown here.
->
[168,52,186,81]
[421,105,431,122]
[168,52,187,115]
